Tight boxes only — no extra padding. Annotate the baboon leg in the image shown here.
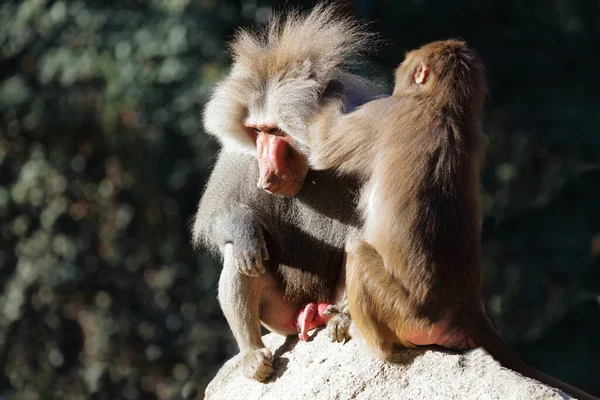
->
[218,244,295,381]
[345,239,407,358]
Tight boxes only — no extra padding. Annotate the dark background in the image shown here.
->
[0,0,599,399]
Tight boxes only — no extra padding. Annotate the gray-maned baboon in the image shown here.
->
[192,5,379,382]
[289,39,597,400]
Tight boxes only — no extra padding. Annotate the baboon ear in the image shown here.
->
[322,79,345,99]
[414,63,429,85]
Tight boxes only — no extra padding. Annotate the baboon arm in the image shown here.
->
[308,99,381,176]
[211,208,265,253]
[193,154,269,276]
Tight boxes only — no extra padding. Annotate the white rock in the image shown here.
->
[205,330,570,400]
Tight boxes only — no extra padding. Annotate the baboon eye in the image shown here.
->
[268,127,283,135]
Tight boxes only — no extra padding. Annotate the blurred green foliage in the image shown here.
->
[0,0,598,399]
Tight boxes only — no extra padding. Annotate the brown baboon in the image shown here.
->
[288,39,597,400]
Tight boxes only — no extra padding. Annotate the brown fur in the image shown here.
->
[291,40,597,399]
[202,3,375,156]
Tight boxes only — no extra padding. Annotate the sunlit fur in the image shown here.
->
[290,39,598,400]
[192,5,381,382]
[202,3,375,155]
[297,39,487,351]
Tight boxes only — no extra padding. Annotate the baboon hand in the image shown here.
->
[242,348,274,382]
[233,233,269,278]
[324,304,351,343]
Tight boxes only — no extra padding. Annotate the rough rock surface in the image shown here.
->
[205,330,571,400]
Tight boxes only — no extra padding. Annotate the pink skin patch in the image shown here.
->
[296,303,332,341]
[404,317,478,350]
[245,123,308,197]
